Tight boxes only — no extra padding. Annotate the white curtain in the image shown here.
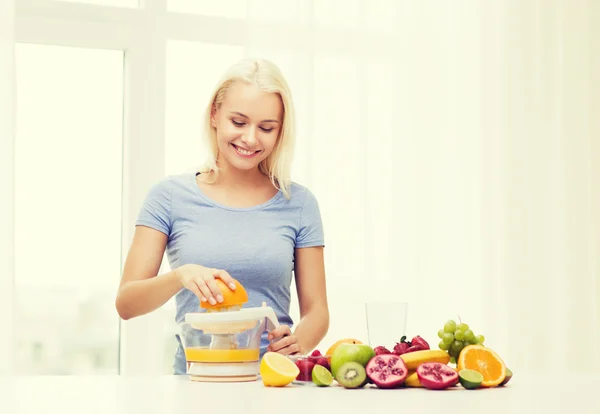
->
[242,0,600,376]
[0,0,15,376]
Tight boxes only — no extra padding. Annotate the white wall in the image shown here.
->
[0,0,15,377]
[8,0,600,377]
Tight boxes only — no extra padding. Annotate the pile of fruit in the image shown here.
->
[260,319,513,391]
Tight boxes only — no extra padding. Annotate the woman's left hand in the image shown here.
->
[267,325,302,355]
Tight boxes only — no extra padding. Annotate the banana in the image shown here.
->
[400,350,450,370]
[404,371,423,388]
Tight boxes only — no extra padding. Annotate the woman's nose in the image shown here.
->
[241,127,257,145]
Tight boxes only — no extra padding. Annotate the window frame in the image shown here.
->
[14,0,397,375]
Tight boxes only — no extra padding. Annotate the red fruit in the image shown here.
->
[411,335,430,350]
[365,354,408,389]
[405,345,426,353]
[416,362,459,390]
[311,350,322,357]
[314,357,330,371]
[393,342,409,355]
[374,346,392,356]
[295,358,315,382]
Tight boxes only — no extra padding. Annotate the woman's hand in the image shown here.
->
[267,325,302,356]
[176,264,236,305]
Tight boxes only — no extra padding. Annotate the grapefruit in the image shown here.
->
[325,338,363,356]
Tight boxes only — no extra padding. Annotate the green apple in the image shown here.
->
[330,343,376,378]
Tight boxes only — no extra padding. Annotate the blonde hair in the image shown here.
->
[199,58,296,199]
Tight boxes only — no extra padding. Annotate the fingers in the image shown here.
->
[268,325,291,341]
[194,279,214,304]
[185,281,205,303]
[268,337,300,355]
[203,277,224,304]
[213,270,237,291]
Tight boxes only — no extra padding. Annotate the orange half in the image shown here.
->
[457,345,506,387]
[200,278,248,310]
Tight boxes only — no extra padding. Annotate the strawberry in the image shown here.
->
[374,346,392,356]
[393,336,411,355]
[411,335,430,350]
[311,349,322,357]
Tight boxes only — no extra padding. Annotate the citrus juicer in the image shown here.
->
[179,279,280,382]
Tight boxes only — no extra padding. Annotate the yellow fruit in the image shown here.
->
[400,350,450,371]
[457,345,506,388]
[260,352,300,387]
[404,371,423,388]
[325,338,363,356]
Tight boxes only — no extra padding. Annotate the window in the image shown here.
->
[55,0,139,8]
[167,0,246,19]
[14,43,124,374]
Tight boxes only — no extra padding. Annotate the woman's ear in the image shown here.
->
[210,103,217,128]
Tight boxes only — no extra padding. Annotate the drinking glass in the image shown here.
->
[365,302,408,350]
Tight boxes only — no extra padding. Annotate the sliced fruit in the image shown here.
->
[404,371,423,388]
[400,349,450,370]
[459,369,483,390]
[312,364,333,387]
[365,354,408,389]
[457,345,506,387]
[499,367,513,386]
[335,361,368,389]
[325,338,363,356]
[330,343,375,378]
[374,346,392,356]
[410,335,430,350]
[417,362,459,390]
[260,352,300,387]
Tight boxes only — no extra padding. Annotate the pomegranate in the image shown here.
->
[416,362,459,390]
[374,346,392,356]
[365,354,408,389]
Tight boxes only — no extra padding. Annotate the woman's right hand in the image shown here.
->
[176,264,237,305]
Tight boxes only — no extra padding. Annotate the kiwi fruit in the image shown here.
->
[335,362,367,389]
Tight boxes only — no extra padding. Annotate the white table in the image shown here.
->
[0,374,597,414]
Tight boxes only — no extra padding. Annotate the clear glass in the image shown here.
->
[54,0,139,8]
[365,302,408,350]
[14,43,124,374]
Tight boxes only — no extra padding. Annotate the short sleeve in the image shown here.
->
[135,179,172,236]
[296,188,325,248]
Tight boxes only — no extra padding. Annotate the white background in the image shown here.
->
[2,0,599,376]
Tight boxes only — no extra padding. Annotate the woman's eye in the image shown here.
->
[231,120,245,127]
[260,127,274,133]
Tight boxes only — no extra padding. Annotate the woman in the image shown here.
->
[115,58,330,375]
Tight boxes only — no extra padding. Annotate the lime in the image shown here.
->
[459,369,484,390]
[312,364,333,387]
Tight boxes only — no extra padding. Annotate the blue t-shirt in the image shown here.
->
[135,172,325,374]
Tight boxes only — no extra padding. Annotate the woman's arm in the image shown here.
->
[115,226,182,320]
[291,246,330,354]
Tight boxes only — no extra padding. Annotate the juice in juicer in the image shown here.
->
[180,279,279,382]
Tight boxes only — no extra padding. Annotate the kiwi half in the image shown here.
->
[335,361,367,389]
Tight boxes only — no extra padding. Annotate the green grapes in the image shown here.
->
[437,319,486,361]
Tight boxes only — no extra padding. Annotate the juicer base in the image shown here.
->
[189,375,257,383]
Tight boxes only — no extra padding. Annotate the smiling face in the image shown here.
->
[210,81,284,173]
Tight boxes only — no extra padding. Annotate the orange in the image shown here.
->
[200,278,248,310]
[457,345,506,387]
[260,352,300,387]
[325,338,363,356]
